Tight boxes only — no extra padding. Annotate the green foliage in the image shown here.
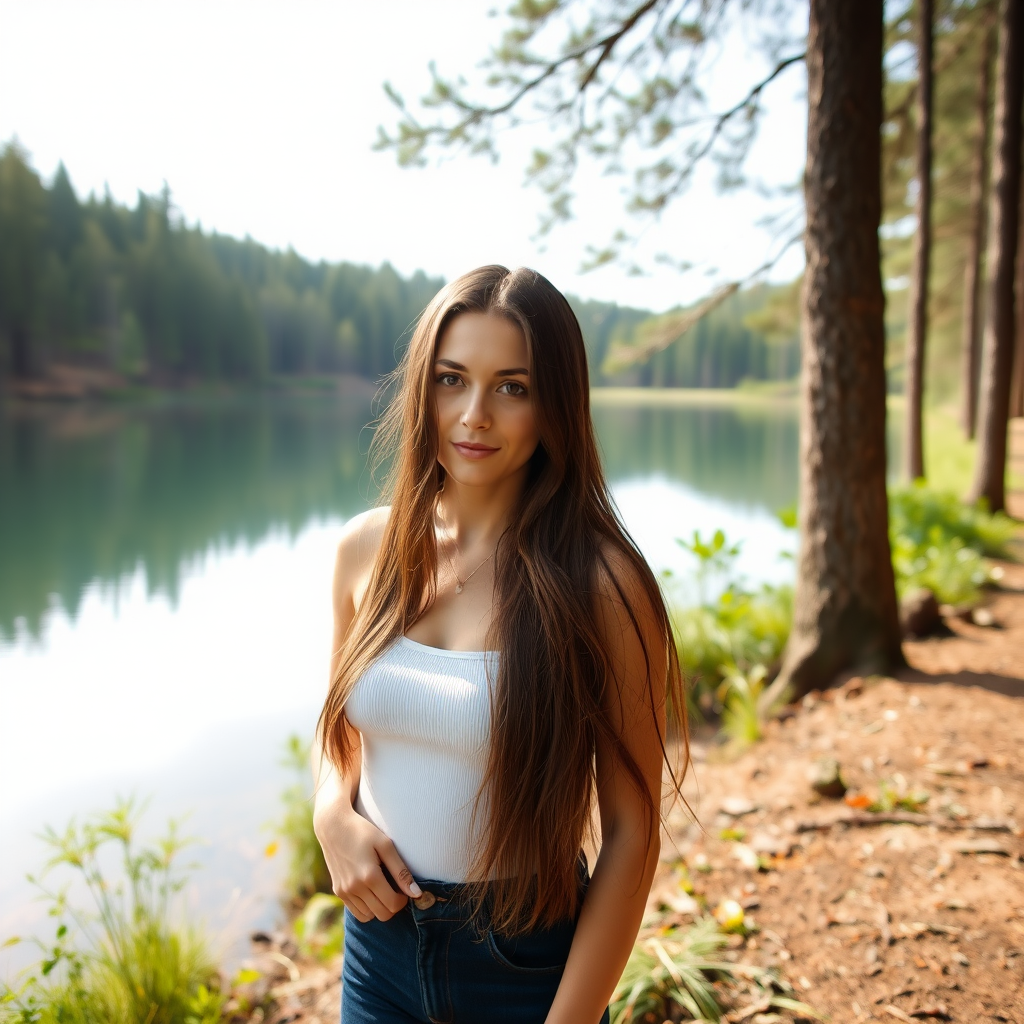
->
[0,142,444,385]
[277,736,332,903]
[0,799,223,1024]
[292,894,345,961]
[889,483,1016,604]
[869,780,931,815]
[610,917,823,1024]
[717,663,786,749]
[672,582,793,706]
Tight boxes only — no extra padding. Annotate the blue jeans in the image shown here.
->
[341,865,611,1024]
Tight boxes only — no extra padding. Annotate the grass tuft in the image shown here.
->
[0,798,222,1024]
[610,916,824,1023]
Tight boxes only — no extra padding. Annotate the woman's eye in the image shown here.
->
[437,373,462,386]
[498,381,527,397]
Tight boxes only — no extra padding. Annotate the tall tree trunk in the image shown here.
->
[904,0,934,481]
[775,0,903,700]
[1012,191,1024,418]
[961,14,995,440]
[969,0,1024,512]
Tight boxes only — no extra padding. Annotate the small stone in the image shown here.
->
[732,843,761,871]
[750,831,794,857]
[809,758,848,799]
[970,606,995,627]
[864,864,887,878]
[952,950,969,967]
[721,796,759,817]
[900,587,941,637]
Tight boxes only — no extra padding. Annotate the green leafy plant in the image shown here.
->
[870,780,930,814]
[610,917,824,1024]
[889,484,1016,605]
[0,799,223,1024]
[672,581,793,721]
[676,529,744,607]
[714,662,792,750]
[292,893,345,961]
[276,735,332,905]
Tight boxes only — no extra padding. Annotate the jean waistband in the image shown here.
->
[408,854,590,916]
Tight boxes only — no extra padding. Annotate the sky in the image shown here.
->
[0,0,808,312]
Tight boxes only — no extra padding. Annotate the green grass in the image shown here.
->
[610,917,823,1023]
[0,799,223,1024]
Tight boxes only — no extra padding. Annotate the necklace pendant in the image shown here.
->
[455,583,464,594]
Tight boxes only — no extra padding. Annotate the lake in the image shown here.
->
[0,387,892,971]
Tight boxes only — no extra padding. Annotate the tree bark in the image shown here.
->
[969,0,1024,512]
[904,0,934,481]
[961,14,995,440]
[775,0,904,700]
[1012,191,1024,418]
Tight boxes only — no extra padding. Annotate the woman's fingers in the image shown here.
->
[376,838,422,899]
[341,892,373,923]
[355,878,404,920]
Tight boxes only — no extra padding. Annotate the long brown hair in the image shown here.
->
[318,265,688,933]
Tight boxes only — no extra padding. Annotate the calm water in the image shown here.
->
[0,389,858,969]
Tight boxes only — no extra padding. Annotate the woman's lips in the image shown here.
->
[452,441,500,460]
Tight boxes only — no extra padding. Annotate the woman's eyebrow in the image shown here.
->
[435,358,530,376]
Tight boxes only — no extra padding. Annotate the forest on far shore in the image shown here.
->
[0,143,802,393]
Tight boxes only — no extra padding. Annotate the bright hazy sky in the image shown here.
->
[0,1,808,312]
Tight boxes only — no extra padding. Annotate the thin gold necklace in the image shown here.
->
[441,540,493,594]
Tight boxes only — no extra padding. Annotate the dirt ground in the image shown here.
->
[233,512,1024,1024]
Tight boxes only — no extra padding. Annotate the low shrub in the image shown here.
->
[889,484,1016,605]
[672,582,792,719]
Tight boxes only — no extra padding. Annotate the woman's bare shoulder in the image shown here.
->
[593,539,665,672]
[333,506,392,608]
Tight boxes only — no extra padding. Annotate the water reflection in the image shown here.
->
[0,395,376,640]
[1,394,809,641]
[593,400,799,512]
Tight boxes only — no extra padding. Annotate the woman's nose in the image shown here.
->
[460,388,490,429]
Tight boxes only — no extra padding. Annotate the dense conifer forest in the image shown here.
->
[0,142,798,391]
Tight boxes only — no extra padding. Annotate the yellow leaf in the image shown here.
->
[264,841,279,858]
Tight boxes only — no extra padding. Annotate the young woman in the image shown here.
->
[313,265,688,1024]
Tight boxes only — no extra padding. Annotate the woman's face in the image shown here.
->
[433,311,540,490]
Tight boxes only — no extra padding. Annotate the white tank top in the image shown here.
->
[345,635,497,882]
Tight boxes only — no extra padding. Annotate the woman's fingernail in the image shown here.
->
[409,881,422,897]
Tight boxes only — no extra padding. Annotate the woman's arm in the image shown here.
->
[545,555,669,1024]
[311,510,423,922]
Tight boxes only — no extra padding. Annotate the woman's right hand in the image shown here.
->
[313,790,422,923]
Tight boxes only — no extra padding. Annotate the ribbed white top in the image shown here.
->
[345,635,497,882]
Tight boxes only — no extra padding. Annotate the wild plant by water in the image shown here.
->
[276,735,332,904]
[668,528,793,724]
[0,799,222,1024]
